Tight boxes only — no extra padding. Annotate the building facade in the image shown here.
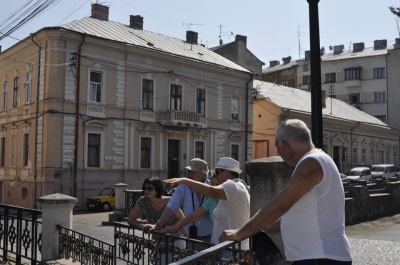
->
[252,80,400,174]
[0,4,253,208]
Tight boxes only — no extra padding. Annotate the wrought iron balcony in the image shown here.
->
[160,110,207,128]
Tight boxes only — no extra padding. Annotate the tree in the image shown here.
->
[389,6,400,37]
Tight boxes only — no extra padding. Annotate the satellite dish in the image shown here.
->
[329,45,333,51]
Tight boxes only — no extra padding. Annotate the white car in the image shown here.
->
[347,167,372,183]
[371,164,397,180]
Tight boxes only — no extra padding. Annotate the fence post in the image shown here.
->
[109,183,129,222]
[38,193,77,262]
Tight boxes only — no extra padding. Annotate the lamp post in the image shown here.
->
[307,0,323,148]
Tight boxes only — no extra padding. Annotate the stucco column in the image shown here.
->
[38,193,77,261]
[108,183,129,222]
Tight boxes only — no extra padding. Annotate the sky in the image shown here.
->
[1,0,399,67]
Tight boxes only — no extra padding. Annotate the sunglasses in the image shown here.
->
[215,169,224,175]
[143,186,154,191]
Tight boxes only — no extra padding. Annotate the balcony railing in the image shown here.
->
[160,110,206,128]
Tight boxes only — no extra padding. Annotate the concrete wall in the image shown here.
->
[246,157,400,225]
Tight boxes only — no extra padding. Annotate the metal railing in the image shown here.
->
[0,204,42,265]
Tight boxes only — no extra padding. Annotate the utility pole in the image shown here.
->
[307,0,323,148]
[329,82,335,114]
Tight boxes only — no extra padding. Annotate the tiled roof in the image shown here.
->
[60,18,250,73]
[254,79,389,128]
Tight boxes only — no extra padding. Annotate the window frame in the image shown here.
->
[142,78,154,110]
[140,137,152,169]
[344,68,362,80]
[196,88,206,116]
[23,133,29,167]
[194,141,205,160]
[373,91,386,102]
[170,84,182,111]
[0,137,5,167]
[12,76,18,107]
[325,73,336,83]
[25,72,32,104]
[373,67,385,79]
[89,70,103,104]
[231,95,240,121]
[303,75,311,85]
[230,143,240,161]
[2,81,7,110]
[87,133,101,168]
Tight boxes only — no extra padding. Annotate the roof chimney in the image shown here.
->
[130,15,143,30]
[352,42,365,52]
[91,3,109,21]
[374,39,387,50]
[235,35,247,45]
[305,50,310,60]
[269,60,280,67]
[394,38,400,49]
[333,45,344,54]
[282,56,291,64]
[186,31,198,45]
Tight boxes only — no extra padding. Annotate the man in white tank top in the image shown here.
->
[220,119,352,265]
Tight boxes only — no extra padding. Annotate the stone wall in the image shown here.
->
[246,157,400,225]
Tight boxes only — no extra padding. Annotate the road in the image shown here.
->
[71,210,400,264]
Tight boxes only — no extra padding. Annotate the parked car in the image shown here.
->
[86,187,116,212]
[347,167,372,183]
[371,164,397,180]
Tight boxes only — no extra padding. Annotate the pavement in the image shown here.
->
[58,210,400,265]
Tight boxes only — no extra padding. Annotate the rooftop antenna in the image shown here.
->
[298,25,305,59]
[217,24,228,46]
[183,22,204,31]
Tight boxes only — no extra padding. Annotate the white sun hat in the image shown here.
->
[215,157,242,174]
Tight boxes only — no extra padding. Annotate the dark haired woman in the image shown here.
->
[128,176,184,230]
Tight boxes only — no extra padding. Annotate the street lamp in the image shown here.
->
[307,0,323,148]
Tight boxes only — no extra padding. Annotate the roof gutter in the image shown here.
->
[245,73,254,167]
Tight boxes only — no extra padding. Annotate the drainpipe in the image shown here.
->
[31,34,41,209]
[74,33,86,198]
[245,73,253,167]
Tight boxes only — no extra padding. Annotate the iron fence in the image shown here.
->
[0,204,42,265]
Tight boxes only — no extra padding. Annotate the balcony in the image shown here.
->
[345,79,361,88]
[160,110,207,128]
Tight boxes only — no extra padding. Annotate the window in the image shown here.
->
[12,76,18,107]
[373,67,385,79]
[142,79,153,110]
[231,144,239,161]
[303,75,311,85]
[25,72,32,103]
[394,152,398,166]
[361,149,366,164]
[281,80,288,86]
[87,133,100,167]
[231,96,240,121]
[140,137,151,168]
[23,133,29,167]
[22,188,28,199]
[170,84,182,111]
[386,151,390,164]
[373,91,385,102]
[89,71,102,103]
[195,141,204,159]
[0,137,5,167]
[370,149,374,165]
[348,93,360,104]
[325,73,336,83]
[196,89,206,116]
[2,81,7,110]
[352,148,357,164]
[342,147,348,163]
[11,134,16,166]
[345,68,362,80]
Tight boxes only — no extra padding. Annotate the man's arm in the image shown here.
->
[162,207,206,234]
[153,207,174,230]
[164,178,227,200]
[220,157,323,242]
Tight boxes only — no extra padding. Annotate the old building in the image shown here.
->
[210,35,265,79]
[262,56,297,87]
[0,4,253,208]
[252,80,399,173]
[264,39,400,128]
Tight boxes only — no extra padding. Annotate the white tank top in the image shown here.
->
[280,149,352,261]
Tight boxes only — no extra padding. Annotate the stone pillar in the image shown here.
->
[245,156,293,216]
[108,183,129,222]
[38,193,77,262]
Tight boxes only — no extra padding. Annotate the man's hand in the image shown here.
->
[160,225,179,234]
[219,229,241,242]
[163,178,186,188]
